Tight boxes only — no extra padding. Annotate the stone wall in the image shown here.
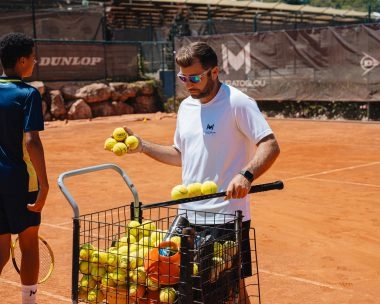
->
[30,80,165,121]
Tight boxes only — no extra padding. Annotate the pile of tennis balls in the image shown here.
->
[171,181,218,200]
[104,127,140,156]
[77,219,180,304]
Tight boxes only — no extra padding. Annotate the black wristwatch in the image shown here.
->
[239,170,254,183]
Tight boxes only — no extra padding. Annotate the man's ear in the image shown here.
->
[211,66,219,79]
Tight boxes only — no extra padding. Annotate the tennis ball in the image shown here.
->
[201,181,218,195]
[170,184,189,200]
[79,274,97,290]
[129,283,146,300]
[118,254,137,270]
[138,236,152,249]
[127,220,141,239]
[117,235,137,248]
[129,248,148,267]
[222,240,237,257]
[104,137,117,151]
[187,182,202,197]
[150,229,164,246]
[213,241,224,257]
[170,236,181,246]
[112,142,128,156]
[117,245,130,255]
[90,250,108,265]
[101,272,116,287]
[112,127,127,141]
[140,220,156,237]
[79,243,96,261]
[146,277,160,291]
[110,270,127,286]
[125,135,139,150]
[210,256,225,283]
[90,265,107,281]
[128,243,139,253]
[87,288,104,303]
[159,287,177,304]
[193,263,199,275]
[130,266,147,284]
[106,251,118,268]
[79,261,94,275]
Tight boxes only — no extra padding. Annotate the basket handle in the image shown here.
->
[57,163,140,218]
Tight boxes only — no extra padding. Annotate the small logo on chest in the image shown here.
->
[204,123,216,135]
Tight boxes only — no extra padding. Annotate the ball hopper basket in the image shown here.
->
[58,163,284,304]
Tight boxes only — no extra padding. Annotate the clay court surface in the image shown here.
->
[1,114,379,304]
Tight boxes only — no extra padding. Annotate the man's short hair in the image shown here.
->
[0,32,35,69]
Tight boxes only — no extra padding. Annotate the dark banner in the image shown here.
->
[31,42,139,82]
[0,11,103,41]
[176,24,380,102]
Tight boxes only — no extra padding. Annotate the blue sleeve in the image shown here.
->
[23,87,44,132]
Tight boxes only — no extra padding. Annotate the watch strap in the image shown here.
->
[239,170,254,182]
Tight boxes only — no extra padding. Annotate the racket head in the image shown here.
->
[11,235,54,284]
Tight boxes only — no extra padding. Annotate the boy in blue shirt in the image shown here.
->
[0,32,49,304]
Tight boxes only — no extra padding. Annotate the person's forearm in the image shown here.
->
[26,133,49,190]
[140,140,182,166]
[246,134,280,180]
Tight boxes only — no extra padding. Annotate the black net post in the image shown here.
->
[178,227,195,304]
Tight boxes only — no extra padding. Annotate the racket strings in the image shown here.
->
[12,237,54,284]
[39,240,54,282]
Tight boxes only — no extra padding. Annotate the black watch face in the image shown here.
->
[241,170,254,181]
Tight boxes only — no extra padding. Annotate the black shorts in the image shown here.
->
[0,191,40,234]
[191,220,252,278]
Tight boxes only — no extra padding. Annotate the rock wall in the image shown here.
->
[30,80,165,121]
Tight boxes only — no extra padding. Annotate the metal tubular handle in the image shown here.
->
[57,163,140,218]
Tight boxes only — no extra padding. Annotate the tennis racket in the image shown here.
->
[141,180,284,209]
[11,235,54,284]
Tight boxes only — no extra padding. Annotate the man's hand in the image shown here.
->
[224,174,251,200]
[124,127,143,153]
[27,186,48,213]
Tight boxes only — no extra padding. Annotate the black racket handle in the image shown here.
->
[141,180,284,209]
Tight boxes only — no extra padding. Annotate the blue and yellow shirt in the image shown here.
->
[0,77,44,193]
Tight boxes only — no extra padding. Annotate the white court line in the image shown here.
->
[303,177,380,188]
[42,222,73,231]
[286,161,380,181]
[259,269,345,291]
[0,277,71,302]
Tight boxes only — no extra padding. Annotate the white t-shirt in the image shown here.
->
[174,83,273,224]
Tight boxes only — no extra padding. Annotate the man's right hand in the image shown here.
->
[124,127,144,153]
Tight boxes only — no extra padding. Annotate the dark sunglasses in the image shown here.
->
[177,68,211,84]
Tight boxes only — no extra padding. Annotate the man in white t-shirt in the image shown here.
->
[125,41,280,303]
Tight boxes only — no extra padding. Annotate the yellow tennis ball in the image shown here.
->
[159,287,177,304]
[201,181,218,195]
[125,135,139,150]
[171,184,189,200]
[112,127,127,142]
[187,182,202,197]
[112,142,128,156]
[104,137,117,151]
[126,220,141,239]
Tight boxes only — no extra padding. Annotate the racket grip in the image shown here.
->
[249,180,284,193]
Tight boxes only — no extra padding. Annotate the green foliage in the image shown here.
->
[163,97,182,113]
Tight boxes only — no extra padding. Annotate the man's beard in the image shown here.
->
[189,77,215,100]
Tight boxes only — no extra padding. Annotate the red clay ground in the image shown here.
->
[1,114,379,304]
